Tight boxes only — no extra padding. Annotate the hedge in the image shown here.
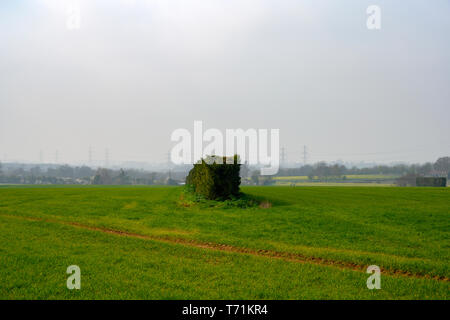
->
[416,177,447,187]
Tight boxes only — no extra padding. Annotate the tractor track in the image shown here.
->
[1,213,449,283]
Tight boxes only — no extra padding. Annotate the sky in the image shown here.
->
[0,0,449,165]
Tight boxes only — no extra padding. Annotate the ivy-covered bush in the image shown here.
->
[186,155,241,200]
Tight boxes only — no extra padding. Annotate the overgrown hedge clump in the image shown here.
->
[186,155,241,200]
[416,177,447,187]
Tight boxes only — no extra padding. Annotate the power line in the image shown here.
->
[311,145,442,158]
[88,146,92,163]
[303,145,308,165]
[105,148,109,167]
[167,150,173,169]
[281,146,286,166]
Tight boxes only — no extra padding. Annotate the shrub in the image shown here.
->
[416,177,447,187]
[186,155,241,200]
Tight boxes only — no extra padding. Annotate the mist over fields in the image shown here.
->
[1,0,449,165]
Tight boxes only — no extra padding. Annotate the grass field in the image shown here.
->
[274,181,394,187]
[273,174,398,181]
[0,185,449,299]
[271,174,398,187]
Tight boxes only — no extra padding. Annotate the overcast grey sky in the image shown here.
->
[0,0,449,165]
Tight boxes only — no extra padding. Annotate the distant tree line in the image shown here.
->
[274,157,449,179]
[244,157,450,185]
[0,157,448,186]
[393,157,450,186]
[0,163,186,185]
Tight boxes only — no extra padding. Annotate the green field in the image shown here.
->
[275,181,394,187]
[0,185,449,299]
[273,175,398,181]
[271,174,398,186]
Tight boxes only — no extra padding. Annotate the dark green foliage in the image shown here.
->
[179,186,260,208]
[416,177,447,187]
[186,155,241,200]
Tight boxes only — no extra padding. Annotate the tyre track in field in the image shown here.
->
[2,213,449,282]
